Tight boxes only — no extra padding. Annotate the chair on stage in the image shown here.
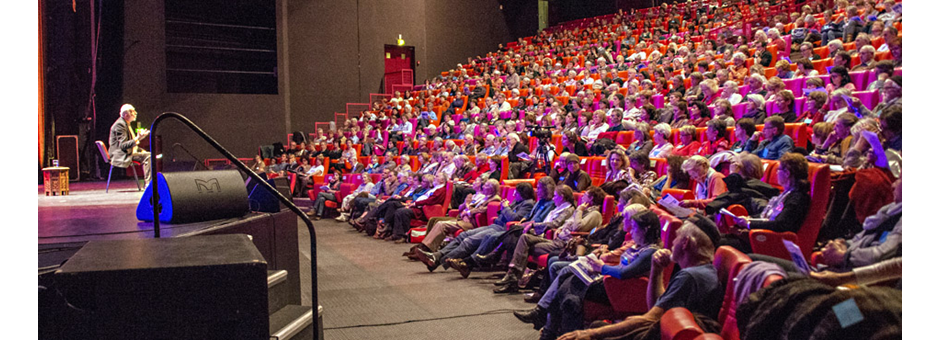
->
[96,140,142,193]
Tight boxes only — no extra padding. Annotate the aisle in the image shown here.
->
[303,218,540,340]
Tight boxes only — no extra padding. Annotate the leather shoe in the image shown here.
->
[403,245,418,257]
[523,291,543,304]
[394,237,407,244]
[492,282,518,294]
[449,259,472,278]
[473,251,500,265]
[513,306,547,330]
[415,249,439,272]
[494,269,519,286]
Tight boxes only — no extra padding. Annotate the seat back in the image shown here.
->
[750,162,830,259]
[588,157,606,178]
[95,141,110,163]
[714,246,753,324]
[615,131,634,146]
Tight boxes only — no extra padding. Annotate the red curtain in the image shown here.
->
[39,0,45,166]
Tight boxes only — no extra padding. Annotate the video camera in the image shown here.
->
[526,125,552,141]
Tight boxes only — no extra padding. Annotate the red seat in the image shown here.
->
[660,307,705,340]
[409,181,454,228]
[588,157,606,178]
[852,90,880,110]
[749,162,830,260]
[615,131,634,146]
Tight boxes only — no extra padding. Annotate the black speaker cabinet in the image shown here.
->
[56,135,79,181]
[53,234,268,340]
[247,174,293,213]
[137,170,249,223]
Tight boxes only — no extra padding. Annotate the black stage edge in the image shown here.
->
[39,209,301,308]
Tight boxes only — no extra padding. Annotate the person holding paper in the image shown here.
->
[723,153,811,253]
[493,185,602,294]
[514,209,662,338]
[506,133,532,179]
[557,215,723,340]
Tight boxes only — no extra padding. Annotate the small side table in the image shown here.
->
[43,167,70,196]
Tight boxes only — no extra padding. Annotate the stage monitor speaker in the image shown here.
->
[246,174,292,213]
[136,170,249,223]
[56,135,79,181]
[53,234,268,340]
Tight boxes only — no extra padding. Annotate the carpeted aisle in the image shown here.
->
[299,218,541,340]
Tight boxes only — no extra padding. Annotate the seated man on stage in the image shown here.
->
[109,104,151,184]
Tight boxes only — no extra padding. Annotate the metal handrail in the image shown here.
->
[149,112,319,339]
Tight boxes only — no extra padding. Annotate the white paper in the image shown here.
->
[658,194,693,218]
[783,240,812,275]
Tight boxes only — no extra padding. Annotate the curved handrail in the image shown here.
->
[149,112,319,339]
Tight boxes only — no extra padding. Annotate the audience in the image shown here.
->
[251,3,903,338]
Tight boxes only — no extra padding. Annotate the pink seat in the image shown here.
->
[852,90,880,110]
[652,94,665,109]
[849,71,869,90]
[782,78,804,94]
[732,103,748,120]
[793,97,806,116]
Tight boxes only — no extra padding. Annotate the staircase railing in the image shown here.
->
[149,112,320,340]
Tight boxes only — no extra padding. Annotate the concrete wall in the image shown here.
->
[124,0,529,159]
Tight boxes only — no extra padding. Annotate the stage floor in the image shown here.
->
[38,179,541,339]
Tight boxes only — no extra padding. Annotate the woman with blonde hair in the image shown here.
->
[649,123,675,158]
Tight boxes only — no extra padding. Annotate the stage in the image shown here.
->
[38,179,541,339]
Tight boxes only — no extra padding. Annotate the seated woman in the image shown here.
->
[696,119,730,157]
[678,155,728,210]
[792,58,818,78]
[723,152,812,253]
[386,173,448,243]
[650,155,691,198]
[825,66,856,93]
[771,89,798,123]
[626,123,654,156]
[296,155,326,195]
[627,151,660,189]
[494,185,605,294]
[808,112,858,164]
[668,100,690,130]
[729,118,757,153]
[688,101,711,127]
[648,123,674,158]
[712,99,736,126]
[796,90,829,127]
[335,174,375,221]
[307,170,343,220]
[720,80,743,105]
[600,149,633,195]
[513,208,662,338]
[672,125,702,157]
[741,94,766,121]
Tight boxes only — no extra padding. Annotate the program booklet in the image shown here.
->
[569,254,604,285]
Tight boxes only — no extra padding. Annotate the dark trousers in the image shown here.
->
[313,192,336,216]
[391,207,417,238]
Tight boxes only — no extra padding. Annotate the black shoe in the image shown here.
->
[524,291,543,304]
[473,252,500,265]
[513,306,547,330]
[494,269,519,286]
[415,250,439,272]
[493,282,518,294]
[403,245,418,257]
